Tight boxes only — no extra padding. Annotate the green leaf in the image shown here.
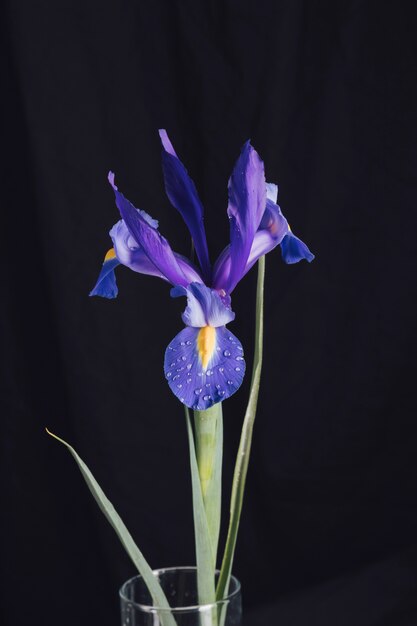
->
[216,255,265,601]
[184,409,216,606]
[46,429,177,626]
[193,404,223,569]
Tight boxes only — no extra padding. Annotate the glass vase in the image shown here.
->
[120,566,242,626]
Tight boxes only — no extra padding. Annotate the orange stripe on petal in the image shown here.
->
[104,247,116,261]
[197,326,216,370]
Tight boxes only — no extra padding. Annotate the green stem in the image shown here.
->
[216,256,265,601]
[193,404,223,568]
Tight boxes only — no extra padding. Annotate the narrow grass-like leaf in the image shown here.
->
[193,404,223,568]
[46,429,177,626]
[216,255,265,601]
[184,409,216,607]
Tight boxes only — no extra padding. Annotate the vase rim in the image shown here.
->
[119,565,241,613]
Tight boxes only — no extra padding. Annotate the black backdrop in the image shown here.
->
[2,1,417,625]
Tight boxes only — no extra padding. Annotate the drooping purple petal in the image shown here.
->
[171,283,235,328]
[89,248,120,299]
[224,141,266,293]
[280,230,315,264]
[159,130,211,281]
[164,325,245,409]
[109,172,202,287]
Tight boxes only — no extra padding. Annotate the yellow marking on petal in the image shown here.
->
[197,326,216,370]
[104,247,116,261]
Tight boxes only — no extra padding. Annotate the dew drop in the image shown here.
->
[227,380,234,385]
[206,369,213,376]
[180,397,185,402]
[177,383,183,389]
[193,404,199,410]
[173,375,180,381]
[205,383,211,388]
[181,356,187,361]
[186,340,192,345]
[219,367,224,373]
[170,362,176,368]
[203,395,211,401]
[186,363,192,370]
[176,366,184,372]
[187,378,192,383]
[219,390,226,396]
[180,341,186,346]
[235,367,241,372]
[236,356,244,361]
[223,350,231,357]
[216,346,221,351]
[194,388,202,395]
[216,384,221,390]
[228,336,233,341]
[237,346,243,351]
[166,372,172,378]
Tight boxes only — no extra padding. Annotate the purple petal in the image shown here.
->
[110,219,201,284]
[171,283,235,327]
[266,182,278,203]
[280,231,315,264]
[164,325,245,409]
[89,249,119,299]
[213,199,289,290]
[109,172,202,287]
[158,130,211,281]
[224,141,267,293]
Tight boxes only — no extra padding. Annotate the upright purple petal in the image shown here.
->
[109,172,202,287]
[213,198,289,291]
[159,130,211,281]
[110,219,202,284]
[164,325,245,409]
[224,141,266,293]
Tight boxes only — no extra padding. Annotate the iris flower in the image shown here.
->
[90,131,314,410]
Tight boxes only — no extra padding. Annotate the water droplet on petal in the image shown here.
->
[216,384,221,390]
[181,356,187,361]
[186,340,192,345]
[186,363,192,370]
[235,367,241,372]
[177,383,183,389]
[223,350,231,357]
[203,395,211,401]
[236,356,244,361]
[205,383,210,388]
[170,362,176,368]
[219,390,225,396]
[237,346,243,352]
[166,372,172,378]
[180,341,186,346]
[227,380,234,385]
[219,367,224,373]
[194,388,202,395]
[173,375,180,381]
[206,369,213,376]
[176,366,184,372]
[187,378,192,383]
